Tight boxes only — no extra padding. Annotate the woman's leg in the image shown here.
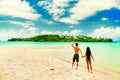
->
[86,60,89,72]
[89,60,93,73]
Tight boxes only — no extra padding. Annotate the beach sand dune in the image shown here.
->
[0,47,119,80]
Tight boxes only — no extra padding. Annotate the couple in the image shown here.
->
[71,42,94,73]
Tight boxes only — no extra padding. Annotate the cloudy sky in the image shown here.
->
[0,0,120,41]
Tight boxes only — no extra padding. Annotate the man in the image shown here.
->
[71,42,83,69]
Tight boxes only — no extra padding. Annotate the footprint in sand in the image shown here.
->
[0,73,9,80]
[50,68,55,71]
[8,59,12,62]
[0,68,9,80]
[0,74,4,80]
[82,78,86,80]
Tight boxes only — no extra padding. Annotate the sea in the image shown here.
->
[0,41,120,73]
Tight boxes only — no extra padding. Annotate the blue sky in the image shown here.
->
[0,0,120,41]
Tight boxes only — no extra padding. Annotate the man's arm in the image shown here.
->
[71,43,75,48]
[79,48,83,58]
[82,53,86,58]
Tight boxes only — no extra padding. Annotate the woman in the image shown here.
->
[82,47,94,73]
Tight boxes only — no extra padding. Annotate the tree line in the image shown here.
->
[8,34,112,42]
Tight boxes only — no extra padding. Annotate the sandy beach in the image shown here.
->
[0,46,119,80]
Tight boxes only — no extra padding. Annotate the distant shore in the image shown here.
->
[0,45,119,80]
[7,34,113,42]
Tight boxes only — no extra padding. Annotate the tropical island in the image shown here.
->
[8,34,112,42]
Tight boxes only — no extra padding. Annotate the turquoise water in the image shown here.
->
[78,42,120,72]
[0,41,120,72]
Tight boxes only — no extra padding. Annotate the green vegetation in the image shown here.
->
[8,34,112,42]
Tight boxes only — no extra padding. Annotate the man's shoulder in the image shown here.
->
[75,46,80,49]
[77,47,80,50]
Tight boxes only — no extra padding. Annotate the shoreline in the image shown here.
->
[53,54,120,76]
[0,46,119,80]
[46,47,120,74]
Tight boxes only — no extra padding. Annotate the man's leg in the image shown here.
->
[76,62,78,70]
[76,54,79,69]
[72,55,75,68]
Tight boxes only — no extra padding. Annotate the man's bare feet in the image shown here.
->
[88,70,89,73]
[75,67,78,70]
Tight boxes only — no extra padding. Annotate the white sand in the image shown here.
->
[0,46,119,80]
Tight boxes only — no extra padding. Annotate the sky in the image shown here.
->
[0,0,120,41]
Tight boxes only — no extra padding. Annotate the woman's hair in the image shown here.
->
[86,47,91,60]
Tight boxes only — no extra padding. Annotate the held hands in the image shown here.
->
[81,56,84,58]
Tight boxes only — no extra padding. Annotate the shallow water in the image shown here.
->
[0,41,120,72]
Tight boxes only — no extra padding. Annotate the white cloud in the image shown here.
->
[62,31,69,35]
[40,29,81,36]
[19,29,24,33]
[101,17,109,21]
[2,20,35,28]
[37,0,69,20]
[0,20,38,40]
[0,29,18,40]
[59,18,78,24]
[42,20,55,24]
[9,21,24,26]
[0,28,81,41]
[10,21,34,28]
[90,27,120,41]
[28,27,37,31]
[59,0,117,24]
[115,0,120,9]
[70,30,81,35]
[0,0,40,20]
[70,25,74,28]
[0,28,39,41]
[38,0,120,24]
[40,29,62,35]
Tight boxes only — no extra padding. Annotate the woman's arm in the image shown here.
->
[82,53,86,58]
[91,53,94,61]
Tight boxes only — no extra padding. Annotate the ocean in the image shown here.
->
[0,41,120,73]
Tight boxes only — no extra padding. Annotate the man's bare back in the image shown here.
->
[73,46,80,54]
[71,43,82,54]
